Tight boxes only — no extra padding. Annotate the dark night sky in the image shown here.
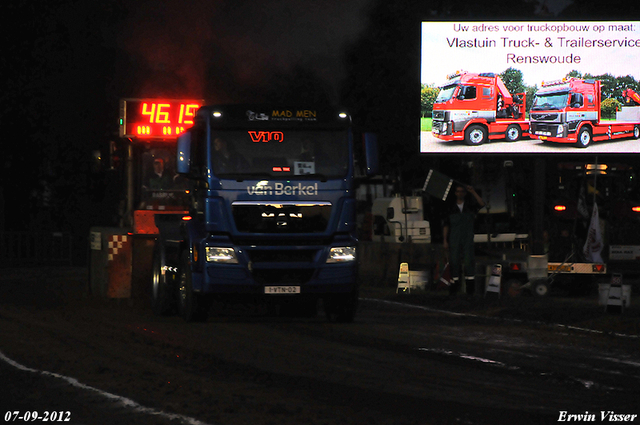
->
[0,0,373,233]
[117,0,372,101]
[1,0,639,238]
[2,0,374,140]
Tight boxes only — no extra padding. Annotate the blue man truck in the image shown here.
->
[152,105,378,322]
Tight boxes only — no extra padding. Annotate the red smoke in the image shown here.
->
[119,0,370,102]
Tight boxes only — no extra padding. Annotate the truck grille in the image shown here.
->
[232,236,333,246]
[531,113,559,121]
[232,202,331,234]
[248,249,318,263]
[532,123,556,133]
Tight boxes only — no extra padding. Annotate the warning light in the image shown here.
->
[509,263,522,272]
[586,163,607,171]
[554,205,567,211]
[584,164,609,174]
[182,216,193,221]
[632,206,640,212]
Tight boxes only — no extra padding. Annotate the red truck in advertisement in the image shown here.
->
[529,78,640,148]
[431,71,529,146]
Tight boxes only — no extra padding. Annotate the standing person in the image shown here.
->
[139,157,177,210]
[443,184,485,295]
[146,158,175,191]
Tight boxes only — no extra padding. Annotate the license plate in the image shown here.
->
[264,286,301,294]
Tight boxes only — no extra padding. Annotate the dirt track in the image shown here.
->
[1,267,639,425]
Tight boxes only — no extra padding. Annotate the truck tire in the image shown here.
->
[532,280,549,297]
[324,290,358,323]
[178,251,209,322]
[505,124,522,142]
[465,125,487,146]
[575,127,592,148]
[151,245,175,316]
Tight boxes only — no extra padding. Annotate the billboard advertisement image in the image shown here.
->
[421,21,640,153]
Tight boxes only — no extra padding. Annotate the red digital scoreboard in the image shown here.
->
[119,99,204,139]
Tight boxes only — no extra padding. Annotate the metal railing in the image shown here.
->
[0,232,73,266]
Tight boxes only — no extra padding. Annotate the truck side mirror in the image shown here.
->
[386,207,394,220]
[570,93,583,108]
[363,133,379,176]
[176,132,192,174]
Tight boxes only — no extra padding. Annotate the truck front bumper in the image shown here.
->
[530,122,573,142]
[196,262,357,295]
[194,242,358,295]
[432,120,463,140]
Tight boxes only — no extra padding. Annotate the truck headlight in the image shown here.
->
[326,246,356,263]
[557,125,564,136]
[442,122,448,132]
[205,247,238,263]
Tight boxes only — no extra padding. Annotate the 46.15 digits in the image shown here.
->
[4,411,71,422]
[122,99,202,139]
[141,103,199,125]
[136,102,199,136]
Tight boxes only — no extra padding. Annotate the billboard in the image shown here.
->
[421,21,640,153]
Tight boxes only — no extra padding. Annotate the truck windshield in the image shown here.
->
[210,129,349,179]
[531,92,569,111]
[435,84,457,103]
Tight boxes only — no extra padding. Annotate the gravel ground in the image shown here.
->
[1,267,639,425]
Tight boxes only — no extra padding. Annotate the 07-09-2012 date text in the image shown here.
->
[4,411,71,422]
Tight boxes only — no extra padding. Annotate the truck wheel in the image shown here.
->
[532,280,549,297]
[324,290,358,323]
[151,246,175,316]
[505,125,521,142]
[634,125,640,139]
[465,125,487,146]
[576,127,592,148]
[178,251,209,322]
